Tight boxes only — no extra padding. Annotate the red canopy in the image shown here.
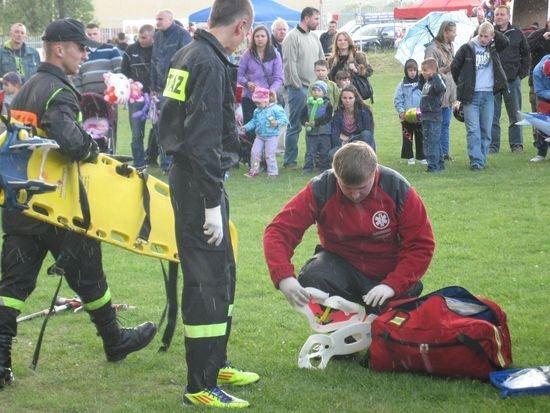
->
[394,0,481,20]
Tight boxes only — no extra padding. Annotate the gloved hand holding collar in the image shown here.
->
[363,284,395,307]
[279,277,310,307]
[203,205,223,246]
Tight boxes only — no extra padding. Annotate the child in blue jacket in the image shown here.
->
[243,87,288,177]
[394,59,426,165]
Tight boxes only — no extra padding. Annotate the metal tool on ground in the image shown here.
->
[17,297,134,323]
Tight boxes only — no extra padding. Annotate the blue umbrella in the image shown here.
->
[395,10,477,66]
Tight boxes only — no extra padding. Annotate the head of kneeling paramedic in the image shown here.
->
[263,141,436,311]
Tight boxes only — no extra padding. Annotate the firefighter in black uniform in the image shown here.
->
[159,0,259,408]
[0,19,157,389]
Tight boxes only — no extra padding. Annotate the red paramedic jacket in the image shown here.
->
[264,166,435,295]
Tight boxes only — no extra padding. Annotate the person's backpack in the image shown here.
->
[368,286,512,379]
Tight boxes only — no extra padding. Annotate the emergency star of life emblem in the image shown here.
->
[372,211,390,229]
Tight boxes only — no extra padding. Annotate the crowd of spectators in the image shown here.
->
[1,3,549,173]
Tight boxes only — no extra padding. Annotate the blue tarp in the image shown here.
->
[189,0,300,27]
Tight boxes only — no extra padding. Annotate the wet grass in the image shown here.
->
[1,51,549,411]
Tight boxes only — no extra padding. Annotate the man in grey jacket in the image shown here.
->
[282,7,325,169]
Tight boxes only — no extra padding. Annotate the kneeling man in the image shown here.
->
[264,141,435,310]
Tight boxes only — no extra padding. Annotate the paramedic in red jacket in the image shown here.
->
[264,141,435,310]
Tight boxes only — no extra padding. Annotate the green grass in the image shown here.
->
[1,51,549,411]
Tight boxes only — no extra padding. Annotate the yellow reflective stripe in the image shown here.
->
[0,296,25,311]
[390,316,406,326]
[492,325,506,367]
[228,304,234,317]
[45,88,66,112]
[163,68,188,101]
[184,322,227,338]
[83,288,111,311]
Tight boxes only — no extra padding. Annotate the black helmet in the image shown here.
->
[453,102,464,123]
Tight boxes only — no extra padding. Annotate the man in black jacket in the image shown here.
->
[452,21,509,170]
[319,20,337,55]
[490,5,531,153]
[0,18,156,390]
[121,24,154,169]
[159,0,259,408]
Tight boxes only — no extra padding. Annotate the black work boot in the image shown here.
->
[0,334,14,389]
[89,304,157,362]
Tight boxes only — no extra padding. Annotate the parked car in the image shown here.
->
[352,23,395,52]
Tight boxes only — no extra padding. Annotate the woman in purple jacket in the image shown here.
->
[237,25,283,165]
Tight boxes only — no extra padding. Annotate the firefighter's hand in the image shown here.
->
[203,206,223,246]
[83,140,100,163]
[363,284,395,307]
[279,277,310,307]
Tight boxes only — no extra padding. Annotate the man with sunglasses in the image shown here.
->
[0,18,157,390]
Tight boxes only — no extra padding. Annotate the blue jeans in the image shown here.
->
[284,86,308,166]
[464,91,494,168]
[491,77,523,151]
[128,101,147,168]
[440,106,451,156]
[422,119,443,171]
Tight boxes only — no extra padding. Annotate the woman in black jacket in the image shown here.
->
[330,86,375,156]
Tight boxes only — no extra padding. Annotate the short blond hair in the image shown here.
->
[421,57,438,72]
[495,5,511,15]
[332,142,377,185]
[479,21,495,35]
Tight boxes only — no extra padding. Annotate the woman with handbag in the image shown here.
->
[237,25,283,165]
[327,31,374,102]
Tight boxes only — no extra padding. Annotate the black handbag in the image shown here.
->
[351,72,374,103]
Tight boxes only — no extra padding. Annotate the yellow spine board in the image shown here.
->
[15,151,237,263]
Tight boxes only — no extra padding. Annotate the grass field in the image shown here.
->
[1,51,549,412]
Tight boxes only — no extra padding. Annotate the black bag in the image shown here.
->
[352,72,374,103]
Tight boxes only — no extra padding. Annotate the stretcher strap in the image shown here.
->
[137,171,151,242]
[77,164,91,231]
[30,275,63,370]
[158,261,179,352]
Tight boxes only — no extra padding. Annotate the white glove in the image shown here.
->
[278,277,310,307]
[203,206,223,246]
[363,284,395,307]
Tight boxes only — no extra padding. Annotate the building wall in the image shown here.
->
[92,0,308,28]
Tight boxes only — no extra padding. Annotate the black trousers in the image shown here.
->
[401,121,425,160]
[169,163,235,392]
[298,247,422,310]
[0,226,108,337]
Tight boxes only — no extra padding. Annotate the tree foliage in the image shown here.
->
[0,0,94,35]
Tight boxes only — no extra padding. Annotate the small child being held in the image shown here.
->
[308,60,339,107]
[242,87,288,177]
[301,80,333,172]
[419,58,446,173]
[1,71,21,117]
[334,70,351,91]
[393,59,426,165]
